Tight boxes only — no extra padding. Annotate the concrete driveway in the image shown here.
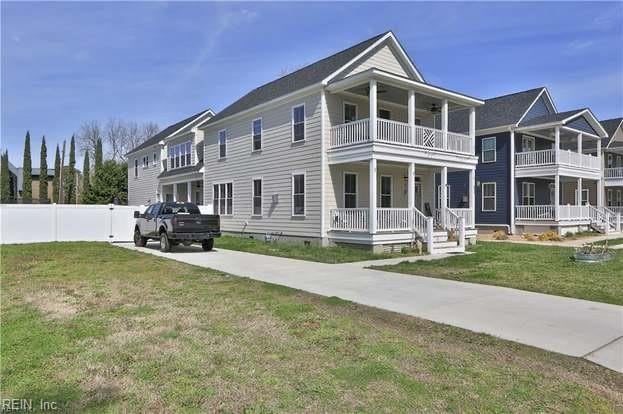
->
[117,243,623,373]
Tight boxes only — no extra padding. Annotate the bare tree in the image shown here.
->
[77,120,102,160]
[141,122,160,141]
[104,118,127,161]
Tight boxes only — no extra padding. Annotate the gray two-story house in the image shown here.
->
[199,31,484,253]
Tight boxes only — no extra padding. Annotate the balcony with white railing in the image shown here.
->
[330,208,430,233]
[329,119,473,156]
[515,204,612,222]
[515,149,600,172]
[605,167,623,180]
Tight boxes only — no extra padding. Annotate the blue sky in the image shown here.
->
[2,1,622,167]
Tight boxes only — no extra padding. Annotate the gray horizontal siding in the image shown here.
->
[128,145,160,205]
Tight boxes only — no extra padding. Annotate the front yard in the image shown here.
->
[2,242,622,412]
[372,241,623,306]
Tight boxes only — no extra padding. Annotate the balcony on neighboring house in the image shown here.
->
[604,167,623,187]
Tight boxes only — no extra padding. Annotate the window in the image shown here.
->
[180,143,187,167]
[186,142,191,166]
[414,118,422,126]
[481,137,496,163]
[618,156,623,168]
[153,152,158,167]
[344,173,357,208]
[134,159,138,178]
[167,141,192,169]
[522,135,535,152]
[380,176,392,208]
[292,173,305,215]
[580,189,589,206]
[482,182,496,211]
[521,182,535,206]
[168,147,174,169]
[252,178,262,216]
[378,109,391,120]
[618,190,622,207]
[344,103,357,123]
[608,189,613,206]
[549,183,556,205]
[252,118,262,151]
[213,182,233,215]
[219,130,227,158]
[174,145,180,168]
[608,154,613,168]
[142,155,149,168]
[292,105,305,142]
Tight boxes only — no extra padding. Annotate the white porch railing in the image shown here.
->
[449,208,474,228]
[605,167,623,179]
[607,206,623,215]
[377,208,411,231]
[515,149,600,171]
[329,120,473,155]
[329,207,436,235]
[559,205,590,220]
[329,208,369,231]
[515,205,555,220]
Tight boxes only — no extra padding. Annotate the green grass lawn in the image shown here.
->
[213,234,416,263]
[372,241,623,306]
[2,243,622,412]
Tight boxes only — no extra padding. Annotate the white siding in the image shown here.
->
[128,146,160,205]
[341,44,410,79]
[203,92,323,238]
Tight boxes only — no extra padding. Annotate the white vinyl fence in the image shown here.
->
[0,204,214,244]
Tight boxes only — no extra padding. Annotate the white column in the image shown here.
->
[597,138,603,208]
[187,181,192,202]
[441,166,448,226]
[408,90,416,145]
[369,158,377,234]
[469,107,476,154]
[469,168,475,228]
[408,163,415,210]
[369,80,377,142]
[554,174,560,221]
[173,183,178,202]
[576,178,582,206]
[577,133,583,154]
[510,130,516,234]
[554,126,560,163]
[441,99,448,149]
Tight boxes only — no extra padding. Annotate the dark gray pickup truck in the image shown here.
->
[133,202,220,252]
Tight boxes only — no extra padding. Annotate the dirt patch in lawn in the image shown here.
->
[24,289,82,319]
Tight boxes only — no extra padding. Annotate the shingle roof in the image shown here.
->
[127,109,213,156]
[157,161,203,179]
[203,31,390,126]
[600,118,623,138]
[518,108,586,128]
[448,87,544,132]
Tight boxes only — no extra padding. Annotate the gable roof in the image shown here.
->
[448,87,546,132]
[518,108,586,128]
[203,31,418,127]
[601,117,623,148]
[126,109,214,156]
[518,108,607,138]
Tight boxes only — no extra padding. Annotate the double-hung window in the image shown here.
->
[134,159,139,178]
[174,145,180,168]
[292,105,305,142]
[608,154,613,168]
[607,189,613,206]
[380,176,392,208]
[219,130,227,158]
[180,144,187,167]
[481,137,496,163]
[213,182,233,215]
[522,182,535,206]
[142,155,149,168]
[618,190,622,206]
[344,103,357,123]
[185,142,191,165]
[252,178,262,216]
[292,173,305,215]
[252,119,262,151]
[168,147,174,169]
[153,152,158,167]
[522,135,535,152]
[344,173,357,208]
[482,182,496,211]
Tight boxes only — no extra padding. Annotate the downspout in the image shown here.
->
[319,88,327,245]
[509,125,516,234]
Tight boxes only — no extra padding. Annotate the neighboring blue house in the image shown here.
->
[447,87,615,235]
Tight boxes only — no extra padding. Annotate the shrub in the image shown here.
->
[492,230,508,240]
[537,231,562,242]
[522,233,537,241]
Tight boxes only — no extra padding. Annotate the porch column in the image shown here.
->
[510,130,516,234]
[469,107,476,154]
[173,183,178,202]
[576,178,582,206]
[408,90,416,145]
[554,126,560,163]
[187,181,192,202]
[157,183,162,202]
[554,174,560,221]
[441,166,448,226]
[441,99,448,149]
[597,138,603,207]
[408,162,415,210]
[469,168,476,227]
[369,80,377,141]
[577,132,583,155]
[369,158,377,234]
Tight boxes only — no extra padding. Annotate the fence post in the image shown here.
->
[427,217,435,255]
[458,217,466,250]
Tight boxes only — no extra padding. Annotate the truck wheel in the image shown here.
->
[160,232,171,252]
[134,229,147,247]
[201,238,214,251]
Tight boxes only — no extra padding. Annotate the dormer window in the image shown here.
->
[168,141,192,170]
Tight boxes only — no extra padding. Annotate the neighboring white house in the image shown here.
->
[600,118,623,217]
[199,31,484,253]
[126,109,214,206]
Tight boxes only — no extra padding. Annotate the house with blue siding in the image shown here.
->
[448,87,619,235]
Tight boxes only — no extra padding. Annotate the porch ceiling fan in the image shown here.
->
[429,103,441,113]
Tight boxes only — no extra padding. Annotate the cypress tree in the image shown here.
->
[22,131,32,203]
[82,150,90,203]
[39,136,48,203]
[1,151,10,203]
[53,144,60,203]
[65,135,76,203]
[94,138,103,173]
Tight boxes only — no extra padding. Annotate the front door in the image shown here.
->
[414,181,422,210]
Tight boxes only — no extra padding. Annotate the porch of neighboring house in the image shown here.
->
[160,179,204,205]
[327,160,477,254]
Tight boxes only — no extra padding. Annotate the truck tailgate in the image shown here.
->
[172,214,219,233]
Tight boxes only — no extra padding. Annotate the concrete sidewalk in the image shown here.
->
[116,243,623,373]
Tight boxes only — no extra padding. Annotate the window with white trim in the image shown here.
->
[344,103,357,123]
[219,130,227,158]
[252,118,262,151]
[521,135,535,152]
[344,173,357,208]
[607,189,613,206]
[618,190,622,206]
[153,152,158,167]
[213,182,233,215]
[482,182,496,211]
[252,178,262,216]
[608,153,613,168]
[481,137,496,163]
[167,141,192,169]
[292,173,305,215]
[521,182,535,206]
[618,155,622,168]
[380,176,392,208]
[142,155,149,168]
[134,159,138,178]
[292,105,305,142]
